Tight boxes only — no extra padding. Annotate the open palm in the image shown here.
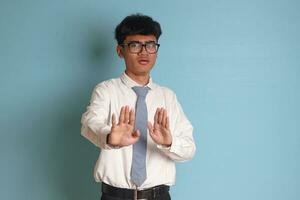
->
[108,106,140,147]
[148,108,172,147]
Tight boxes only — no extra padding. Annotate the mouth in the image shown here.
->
[138,59,150,65]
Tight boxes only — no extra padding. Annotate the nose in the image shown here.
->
[138,44,148,54]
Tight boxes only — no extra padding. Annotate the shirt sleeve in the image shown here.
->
[80,83,113,149]
[157,92,196,162]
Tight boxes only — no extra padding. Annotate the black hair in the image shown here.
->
[115,13,162,44]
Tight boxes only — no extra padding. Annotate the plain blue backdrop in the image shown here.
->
[0,0,299,200]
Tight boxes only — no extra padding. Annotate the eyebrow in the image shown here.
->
[127,40,156,43]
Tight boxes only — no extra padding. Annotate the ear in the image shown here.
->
[116,45,124,58]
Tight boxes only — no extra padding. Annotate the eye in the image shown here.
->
[129,42,141,48]
[146,42,157,48]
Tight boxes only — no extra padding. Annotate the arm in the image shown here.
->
[81,83,140,149]
[165,99,196,162]
[148,93,196,162]
[80,83,112,149]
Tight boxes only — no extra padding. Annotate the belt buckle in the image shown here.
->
[134,189,147,200]
[133,189,137,200]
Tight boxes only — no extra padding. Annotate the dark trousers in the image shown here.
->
[101,192,171,200]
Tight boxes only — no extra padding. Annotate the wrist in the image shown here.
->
[107,133,117,146]
[164,142,172,147]
[161,138,172,147]
[106,133,111,145]
[164,136,172,147]
[106,133,121,148]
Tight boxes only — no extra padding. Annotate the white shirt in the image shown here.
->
[81,72,196,189]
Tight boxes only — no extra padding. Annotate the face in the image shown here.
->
[117,34,158,77]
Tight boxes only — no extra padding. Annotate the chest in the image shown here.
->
[109,89,168,121]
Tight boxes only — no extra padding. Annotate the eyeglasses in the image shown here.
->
[121,41,160,54]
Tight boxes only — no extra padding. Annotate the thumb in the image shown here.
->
[147,121,153,133]
[132,129,140,138]
[131,130,140,144]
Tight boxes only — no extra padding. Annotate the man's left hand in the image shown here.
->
[147,108,172,147]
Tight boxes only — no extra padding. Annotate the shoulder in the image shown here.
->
[94,77,120,91]
[154,83,177,100]
[90,77,122,99]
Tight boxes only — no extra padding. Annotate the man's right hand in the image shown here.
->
[107,105,140,147]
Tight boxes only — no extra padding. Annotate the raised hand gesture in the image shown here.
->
[147,108,172,147]
[107,106,140,147]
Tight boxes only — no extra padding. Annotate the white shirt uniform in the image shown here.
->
[81,72,196,189]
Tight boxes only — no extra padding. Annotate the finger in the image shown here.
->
[132,129,140,138]
[148,128,158,142]
[154,108,159,125]
[147,121,154,135]
[131,136,139,144]
[131,130,140,144]
[158,108,163,124]
[119,106,125,124]
[129,108,135,126]
[112,113,116,127]
[166,116,170,129]
[162,109,167,127]
[124,105,129,123]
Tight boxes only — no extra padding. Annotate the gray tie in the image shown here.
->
[131,86,149,187]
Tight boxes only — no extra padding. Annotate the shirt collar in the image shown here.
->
[120,71,157,90]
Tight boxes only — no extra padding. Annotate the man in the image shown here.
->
[81,14,196,200]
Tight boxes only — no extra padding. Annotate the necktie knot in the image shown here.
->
[132,86,149,98]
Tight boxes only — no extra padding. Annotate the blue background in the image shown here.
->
[1,0,299,199]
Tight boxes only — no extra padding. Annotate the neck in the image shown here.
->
[125,70,150,86]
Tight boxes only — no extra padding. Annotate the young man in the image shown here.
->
[81,14,196,200]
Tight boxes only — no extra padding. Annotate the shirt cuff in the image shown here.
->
[157,144,171,150]
[156,137,180,153]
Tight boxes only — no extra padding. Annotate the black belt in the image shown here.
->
[102,182,170,200]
